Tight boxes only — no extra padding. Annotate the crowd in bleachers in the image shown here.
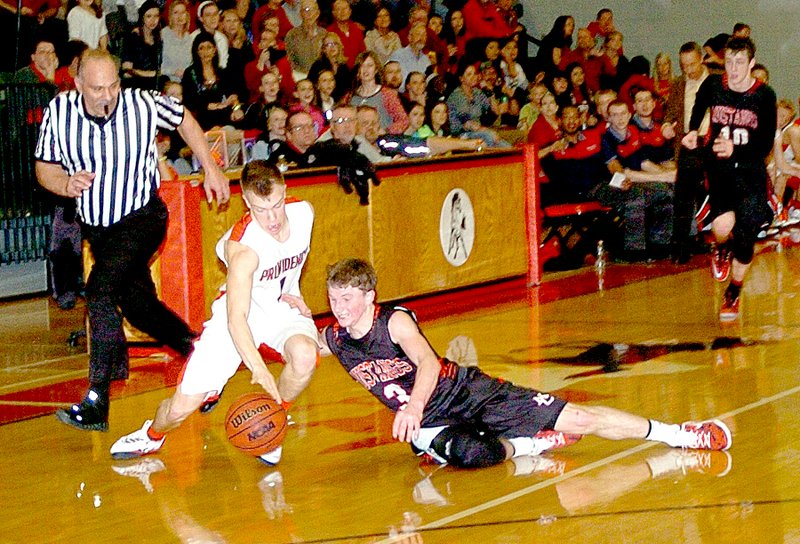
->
[5,1,800,264]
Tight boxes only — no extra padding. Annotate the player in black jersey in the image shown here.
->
[682,37,777,322]
[319,258,731,469]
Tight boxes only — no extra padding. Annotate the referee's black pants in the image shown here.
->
[672,147,706,249]
[82,197,195,385]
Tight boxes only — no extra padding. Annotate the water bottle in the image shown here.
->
[595,240,606,291]
[595,240,606,272]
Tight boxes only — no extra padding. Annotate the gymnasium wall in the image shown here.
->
[519,1,800,102]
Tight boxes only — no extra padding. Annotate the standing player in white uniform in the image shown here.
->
[110,161,319,465]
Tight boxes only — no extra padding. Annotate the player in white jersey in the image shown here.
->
[110,161,319,465]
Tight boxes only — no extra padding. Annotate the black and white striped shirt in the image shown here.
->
[35,88,184,227]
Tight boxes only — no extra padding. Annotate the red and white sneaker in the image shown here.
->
[711,244,731,282]
[646,449,732,478]
[719,290,741,322]
[198,387,224,414]
[532,430,582,453]
[676,419,732,451]
[110,420,165,460]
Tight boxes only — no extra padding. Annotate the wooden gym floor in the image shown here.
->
[2,236,800,543]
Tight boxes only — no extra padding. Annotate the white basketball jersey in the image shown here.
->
[216,198,313,303]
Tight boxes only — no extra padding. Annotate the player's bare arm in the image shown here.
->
[225,239,282,403]
[773,133,800,178]
[388,311,441,443]
[177,109,231,205]
[790,125,800,161]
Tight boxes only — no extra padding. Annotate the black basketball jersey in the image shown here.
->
[690,73,777,168]
[324,305,461,415]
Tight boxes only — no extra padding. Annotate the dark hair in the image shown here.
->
[326,258,377,291]
[629,55,650,76]
[190,31,219,69]
[425,97,450,135]
[596,8,612,19]
[241,159,284,196]
[26,36,55,59]
[679,41,701,56]
[704,33,730,55]
[137,0,162,42]
[545,15,574,48]
[405,70,425,89]
[442,9,465,43]
[725,36,756,61]
[62,39,89,66]
[732,22,750,34]
[455,56,477,78]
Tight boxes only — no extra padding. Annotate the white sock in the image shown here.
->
[508,436,535,457]
[645,420,682,447]
[646,451,684,478]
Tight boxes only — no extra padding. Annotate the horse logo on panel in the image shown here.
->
[439,188,474,266]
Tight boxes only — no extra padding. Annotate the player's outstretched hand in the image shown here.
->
[393,406,422,443]
[279,294,312,317]
[251,366,282,404]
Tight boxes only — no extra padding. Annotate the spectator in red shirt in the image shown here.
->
[397,6,428,46]
[244,25,295,103]
[587,8,615,49]
[442,9,467,68]
[327,0,365,69]
[462,0,515,41]
[528,91,565,182]
[252,0,294,42]
[559,27,602,93]
[13,38,61,85]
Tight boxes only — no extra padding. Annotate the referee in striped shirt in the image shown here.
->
[35,49,230,432]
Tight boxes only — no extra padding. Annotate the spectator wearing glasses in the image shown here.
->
[308,32,352,102]
[318,105,389,163]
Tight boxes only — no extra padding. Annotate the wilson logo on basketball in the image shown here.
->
[229,405,271,428]
[247,421,277,441]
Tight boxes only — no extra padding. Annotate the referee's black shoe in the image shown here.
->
[55,389,109,432]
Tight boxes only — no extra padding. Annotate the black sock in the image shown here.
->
[727,280,742,299]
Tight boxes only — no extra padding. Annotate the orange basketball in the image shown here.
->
[224,393,287,456]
